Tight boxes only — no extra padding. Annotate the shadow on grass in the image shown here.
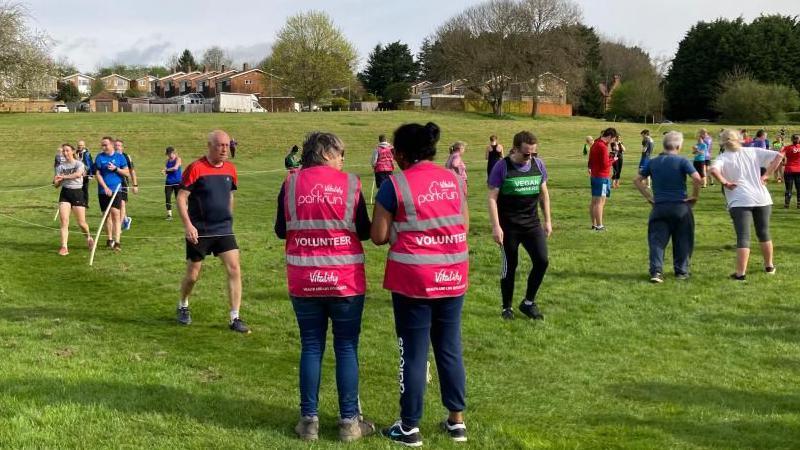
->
[0,377,306,437]
[549,269,646,282]
[696,308,800,343]
[585,381,800,448]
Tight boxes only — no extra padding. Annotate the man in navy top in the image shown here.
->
[94,136,129,250]
[633,131,703,283]
[176,129,249,333]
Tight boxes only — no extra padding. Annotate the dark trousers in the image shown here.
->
[392,293,466,427]
[164,185,180,211]
[500,227,549,309]
[648,203,694,276]
[82,177,90,209]
[374,171,392,191]
[612,156,623,180]
[784,172,800,206]
[292,295,364,419]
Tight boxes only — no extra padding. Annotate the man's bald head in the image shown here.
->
[206,129,231,165]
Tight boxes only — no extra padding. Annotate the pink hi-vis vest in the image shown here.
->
[383,161,469,298]
[374,144,395,173]
[285,166,366,297]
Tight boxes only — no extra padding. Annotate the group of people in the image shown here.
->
[53,137,138,254]
[48,120,800,445]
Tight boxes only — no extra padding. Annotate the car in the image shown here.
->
[52,104,69,113]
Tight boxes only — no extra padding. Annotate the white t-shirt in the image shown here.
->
[711,147,778,208]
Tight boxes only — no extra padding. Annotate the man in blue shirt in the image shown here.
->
[633,131,703,283]
[94,136,129,250]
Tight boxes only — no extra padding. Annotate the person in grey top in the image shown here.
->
[54,143,92,255]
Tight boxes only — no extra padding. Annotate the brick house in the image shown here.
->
[132,75,158,96]
[157,72,185,97]
[61,73,95,96]
[100,74,131,95]
[190,71,219,97]
[172,71,201,94]
[219,64,264,96]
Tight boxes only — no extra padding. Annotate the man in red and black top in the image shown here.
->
[588,127,618,231]
[176,129,249,333]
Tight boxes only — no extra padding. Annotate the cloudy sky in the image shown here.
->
[22,0,800,73]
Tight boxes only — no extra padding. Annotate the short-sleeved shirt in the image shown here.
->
[640,153,697,204]
[588,139,612,178]
[56,160,85,189]
[94,152,128,193]
[711,147,778,208]
[782,144,800,173]
[703,137,713,160]
[488,157,548,189]
[693,142,708,162]
[180,157,238,235]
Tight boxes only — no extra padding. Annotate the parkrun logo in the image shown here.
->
[434,269,463,284]
[297,184,344,205]
[309,270,339,284]
[417,180,458,204]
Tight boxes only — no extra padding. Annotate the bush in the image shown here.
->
[330,97,349,111]
[714,73,800,123]
[362,92,378,101]
[56,81,81,103]
[383,82,411,104]
[786,112,800,123]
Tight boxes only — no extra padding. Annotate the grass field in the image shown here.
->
[0,111,798,449]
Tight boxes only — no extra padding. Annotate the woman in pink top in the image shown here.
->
[446,141,468,193]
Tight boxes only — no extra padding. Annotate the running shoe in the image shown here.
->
[86,237,94,249]
[339,416,376,442]
[382,420,422,447]
[650,272,664,283]
[122,216,132,231]
[58,247,69,256]
[106,239,115,249]
[440,419,468,442]
[730,273,746,281]
[501,308,515,320]
[176,306,192,325]
[594,225,606,231]
[765,266,776,275]
[112,241,121,252]
[166,213,173,221]
[295,415,319,441]
[675,273,690,281]
[229,317,251,334]
[519,300,544,320]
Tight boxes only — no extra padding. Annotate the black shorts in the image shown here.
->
[59,188,87,207]
[693,161,706,174]
[119,190,128,202]
[98,193,122,211]
[186,235,238,262]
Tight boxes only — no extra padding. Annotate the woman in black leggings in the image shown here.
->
[485,135,504,180]
[487,131,552,320]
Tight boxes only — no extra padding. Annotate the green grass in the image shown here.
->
[0,111,798,449]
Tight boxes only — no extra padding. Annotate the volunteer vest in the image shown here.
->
[285,166,365,297]
[497,156,543,232]
[374,145,395,173]
[383,161,469,298]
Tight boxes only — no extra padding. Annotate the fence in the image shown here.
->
[0,99,57,113]
[119,103,213,113]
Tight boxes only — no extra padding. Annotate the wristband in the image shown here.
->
[133,185,138,187]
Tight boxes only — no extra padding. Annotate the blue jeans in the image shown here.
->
[392,293,466,427]
[648,202,694,276]
[292,295,364,419]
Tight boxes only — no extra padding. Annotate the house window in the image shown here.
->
[118,80,125,87]
[244,79,252,85]
[139,80,146,87]
[80,80,89,86]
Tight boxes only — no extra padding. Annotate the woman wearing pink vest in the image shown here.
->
[371,134,395,190]
[372,122,470,446]
[274,132,375,442]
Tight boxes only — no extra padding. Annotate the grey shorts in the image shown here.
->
[729,206,772,248]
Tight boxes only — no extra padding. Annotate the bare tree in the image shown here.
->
[0,2,55,100]
[201,46,233,72]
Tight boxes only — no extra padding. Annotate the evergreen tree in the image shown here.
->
[358,41,419,99]
[177,49,198,73]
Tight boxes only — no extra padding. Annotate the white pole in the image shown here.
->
[53,207,60,221]
[89,185,120,266]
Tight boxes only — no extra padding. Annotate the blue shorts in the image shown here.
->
[591,177,611,198]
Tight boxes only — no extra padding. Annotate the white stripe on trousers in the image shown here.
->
[500,245,508,279]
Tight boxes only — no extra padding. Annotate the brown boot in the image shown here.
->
[338,416,376,442]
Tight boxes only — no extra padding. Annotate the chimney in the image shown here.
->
[221,64,226,73]
[243,63,250,71]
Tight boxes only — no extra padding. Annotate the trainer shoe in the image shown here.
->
[765,266,776,275]
[730,273,746,281]
[86,237,94,250]
[166,213,173,221]
[58,247,69,256]
[112,241,121,252]
[650,272,664,283]
[229,317,251,334]
[106,239,115,249]
[675,273,690,281]
[519,300,544,320]
[594,225,606,231]
[122,216,132,231]
[339,416,376,442]
[176,307,192,325]
[294,415,319,441]
[382,420,422,447]
[440,419,468,443]
[501,308,515,320]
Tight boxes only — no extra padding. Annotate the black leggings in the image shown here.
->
[612,157,623,180]
[500,227,549,309]
[165,185,180,210]
[784,172,800,206]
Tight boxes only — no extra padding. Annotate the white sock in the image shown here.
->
[523,299,533,306]
[178,299,188,308]
[229,309,239,322]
